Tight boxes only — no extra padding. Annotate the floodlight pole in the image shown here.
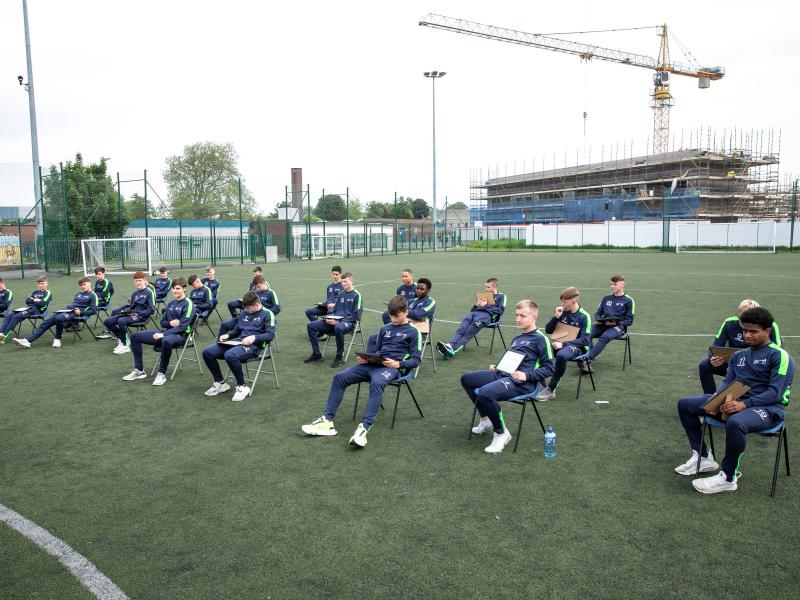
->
[22,0,43,235]
[424,70,446,251]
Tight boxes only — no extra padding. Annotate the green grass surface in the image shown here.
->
[1,252,799,599]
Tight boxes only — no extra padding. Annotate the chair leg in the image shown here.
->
[406,382,423,418]
[352,382,361,421]
[269,350,279,389]
[784,427,790,476]
[530,397,546,434]
[390,383,403,429]
[489,326,495,354]
[498,326,507,350]
[696,420,708,478]
[576,363,583,400]
[627,336,633,366]
[771,429,784,497]
[468,400,479,439]
[512,399,527,453]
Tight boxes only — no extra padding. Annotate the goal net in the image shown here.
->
[675,222,777,253]
[81,237,154,276]
[312,234,345,259]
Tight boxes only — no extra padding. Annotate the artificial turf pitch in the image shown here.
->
[1,251,798,600]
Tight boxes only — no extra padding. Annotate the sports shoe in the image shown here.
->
[436,341,454,358]
[674,450,719,476]
[580,362,594,375]
[303,353,324,363]
[113,343,131,355]
[692,471,738,494]
[52,338,62,348]
[122,369,147,381]
[152,373,167,386]
[485,429,513,454]
[536,387,555,401]
[471,418,493,435]
[0,332,5,341]
[331,357,345,368]
[13,338,31,349]
[318,333,329,341]
[232,385,250,401]
[302,416,337,436]
[574,353,590,362]
[349,423,369,447]
[95,331,113,340]
[204,381,231,397]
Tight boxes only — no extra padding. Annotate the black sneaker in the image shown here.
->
[331,357,345,368]
[304,353,323,363]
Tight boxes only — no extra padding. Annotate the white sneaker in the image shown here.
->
[471,418,493,435]
[674,450,719,476]
[13,338,31,349]
[535,387,555,401]
[204,381,231,397]
[52,338,62,348]
[485,429,513,454]
[113,343,130,354]
[152,373,167,386]
[232,385,250,401]
[95,332,113,340]
[692,471,738,494]
[349,423,369,447]
[122,369,147,381]
[302,416,337,436]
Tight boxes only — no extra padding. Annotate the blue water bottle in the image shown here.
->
[544,426,556,459]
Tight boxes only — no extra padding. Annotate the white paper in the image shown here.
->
[496,350,525,374]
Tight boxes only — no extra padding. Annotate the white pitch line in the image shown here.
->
[0,503,130,600]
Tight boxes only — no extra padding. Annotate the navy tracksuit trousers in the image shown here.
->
[324,364,398,428]
[460,370,534,434]
[203,342,260,386]
[130,329,186,374]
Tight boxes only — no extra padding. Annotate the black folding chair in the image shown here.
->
[223,341,279,395]
[321,318,366,362]
[468,384,544,453]
[474,318,507,354]
[414,319,437,379]
[575,358,597,399]
[352,368,422,429]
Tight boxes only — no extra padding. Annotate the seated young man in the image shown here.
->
[227,266,265,318]
[301,295,422,447]
[536,287,592,401]
[218,275,280,337]
[460,299,554,454]
[381,268,416,324]
[202,291,276,402]
[698,298,782,394]
[188,274,214,319]
[367,277,436,351]
[93,266,115,338]
[0,277,12,317]
[14,277,98,349]
[154,267,171,302]
[201,265,221,310]
[675,307,794,494]
[305,265,343,322]
[436,277,506,359]
[575,274,634,362]
[305,272,363,368]
[105,271,156,355]
[123,277,193,386]
[0,276,51,343]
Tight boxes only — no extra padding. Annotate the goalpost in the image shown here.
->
[311,234,345,260]
[675,221,777,253]
[81,237,155,276]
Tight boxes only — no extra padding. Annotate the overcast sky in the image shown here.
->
[1,0,798,213]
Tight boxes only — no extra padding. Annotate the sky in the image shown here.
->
[1,0,798,214]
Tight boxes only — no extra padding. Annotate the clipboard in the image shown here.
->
[220,340,243,346]
[709,346,739,359]
[356,352,385,365]
[411,319,430,334]
[702,380,751,422]
[315,302,327,309]
[475,291,495,306]
[596,316,618,325]
[14,307,28,312]
[323,314,344,320]
[549,322,580,342]
[56,309,74,313]
[495,350,525,375]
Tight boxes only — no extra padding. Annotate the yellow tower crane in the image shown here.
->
[419,14,725,154]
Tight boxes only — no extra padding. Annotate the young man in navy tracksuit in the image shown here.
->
[368,278,435,351]
[676,307,795,494]
[188,274,214,318]
[202,265,221,310]
[0,278,12,316]
[93,266,115,337]
[536,287,592,401]
[305,272,363,368]
[14,277,98,349]
[302,295,422,447]
[381,268,416,324]
[154,267,171,301]
[202,291,276,402]
[227,266,263,317]
[305,265,343,322]
[105,271,156,354]
[575,274,634,361]
[0,276,52,343]
[460,299,554,454]
[698,298,782,394]
[437,277,506,358]
[218,275,280,337]
[123,277,194,386]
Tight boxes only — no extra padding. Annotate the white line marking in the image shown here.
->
[0,503,130,600]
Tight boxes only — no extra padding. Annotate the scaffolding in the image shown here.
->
[471,127,784,224]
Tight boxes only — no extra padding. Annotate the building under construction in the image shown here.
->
[471,134,789,225]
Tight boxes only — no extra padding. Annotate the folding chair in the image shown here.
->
[194,311,216,338]
[351,368,422,429]
[614,332,633,370]
[698,416,789,497]
[474,318,507,354]
[212,302,225,323]
[321,319,366,362]
[12,311,47,338]
[468,384,544,453]
[149,315,202,380]
[414,319,436,378]
[223,341,279,395]
[63,316,90,345]
[90,302,113,340]
[575,358,597,399]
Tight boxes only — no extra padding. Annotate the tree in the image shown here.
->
[313,194,347,221]
[125,193,147,221]
[366,201,390,218]
[267,201,292,219]
[347,198,364,220]
[447,201,468,210]
[395,197,414,219]
[411,198,431,219]
[43,154,127,238]
[163,142,256,220]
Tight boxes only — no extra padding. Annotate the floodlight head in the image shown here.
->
[17,75,24,85]
[424,71,431,77]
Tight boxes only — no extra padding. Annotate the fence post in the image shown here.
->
[39,166,48,272]
[790,181,797,252]
[394,192,398,254]
[363,220,367,257]
[238,178,244,265]
[346,187,350,259]
[59,162,70,274]
[18,218,25,279]
[144,169,149,239]
[179,220,184,268]
[380,222,384,255]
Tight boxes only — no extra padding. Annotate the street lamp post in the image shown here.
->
[20,0,43,235]
[424,70,445,251]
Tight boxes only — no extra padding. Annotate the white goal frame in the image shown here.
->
[675,221,777,254]
[81,237,154,276]
[312,234,345,260]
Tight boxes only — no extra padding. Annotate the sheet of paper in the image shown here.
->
[496,350,525,374]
